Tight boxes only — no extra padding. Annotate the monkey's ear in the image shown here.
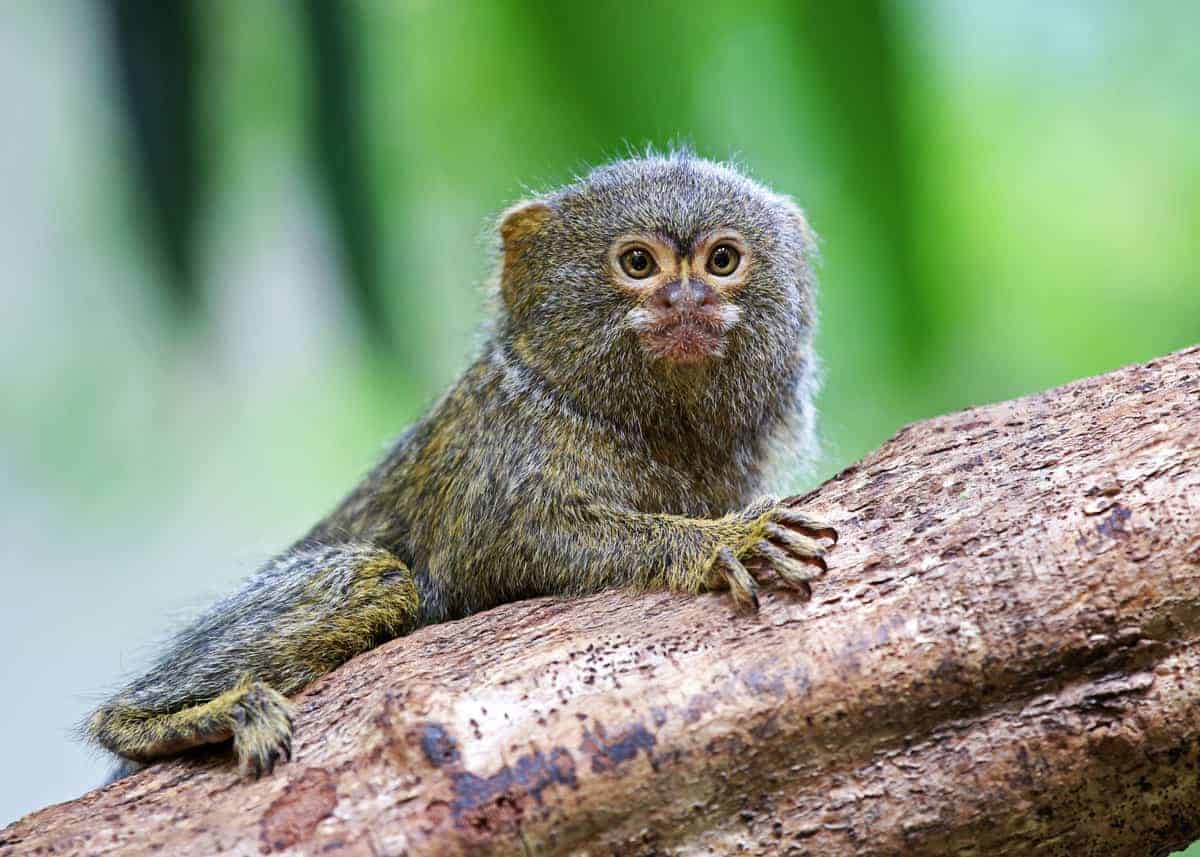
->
[497,200,555,305]
[499,200,554,251]
[778,195,820,263]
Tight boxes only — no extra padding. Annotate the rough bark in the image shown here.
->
[5,346,1200,857]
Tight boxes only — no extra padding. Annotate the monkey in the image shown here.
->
[86,150,837,779]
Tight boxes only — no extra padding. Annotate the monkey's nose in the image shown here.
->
[652,280,717,311]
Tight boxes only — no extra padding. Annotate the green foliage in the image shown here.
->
[103,1,1197,480]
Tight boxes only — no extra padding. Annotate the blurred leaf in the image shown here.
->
[788,1,932,365]
[106,0,204,317]
[299,0,393,352]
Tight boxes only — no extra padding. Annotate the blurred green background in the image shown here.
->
[0,0,1197,842]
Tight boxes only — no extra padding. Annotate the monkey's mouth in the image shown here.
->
[626,306,740,365]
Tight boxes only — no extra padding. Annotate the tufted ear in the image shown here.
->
[497,200,555,308]
[774,194,819,264]
[499,200,554,249]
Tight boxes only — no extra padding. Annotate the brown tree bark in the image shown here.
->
[5,346,1200,857]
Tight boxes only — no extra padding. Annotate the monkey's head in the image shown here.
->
[495,151,818,440]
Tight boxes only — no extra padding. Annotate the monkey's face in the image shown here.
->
[610,230,748,365]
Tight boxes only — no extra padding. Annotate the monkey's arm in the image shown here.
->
[515,495,836,612]
[88,542,420,777]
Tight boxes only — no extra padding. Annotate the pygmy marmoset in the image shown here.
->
[87,151,837,778]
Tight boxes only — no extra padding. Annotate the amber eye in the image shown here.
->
[707,244,741,276]
[619,247,656,279]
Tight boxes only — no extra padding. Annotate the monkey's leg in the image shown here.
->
[88,542,421,777]
[89,675,294,778]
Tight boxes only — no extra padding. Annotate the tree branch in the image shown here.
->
[5,346,1200,857]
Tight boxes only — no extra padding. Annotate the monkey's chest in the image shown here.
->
[626,455,758,518]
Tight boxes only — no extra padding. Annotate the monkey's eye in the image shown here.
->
[707,244,741,276]
[619,247,656,279]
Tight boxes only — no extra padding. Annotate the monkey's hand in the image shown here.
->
[703,495,837,613]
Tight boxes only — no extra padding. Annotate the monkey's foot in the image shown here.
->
[708,496,837,613]
[229,679,294,778]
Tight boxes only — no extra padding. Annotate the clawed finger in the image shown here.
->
[772,505,838,544]
[763,522,827,561]
[713,546,759,614]
[752,541,824,593]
